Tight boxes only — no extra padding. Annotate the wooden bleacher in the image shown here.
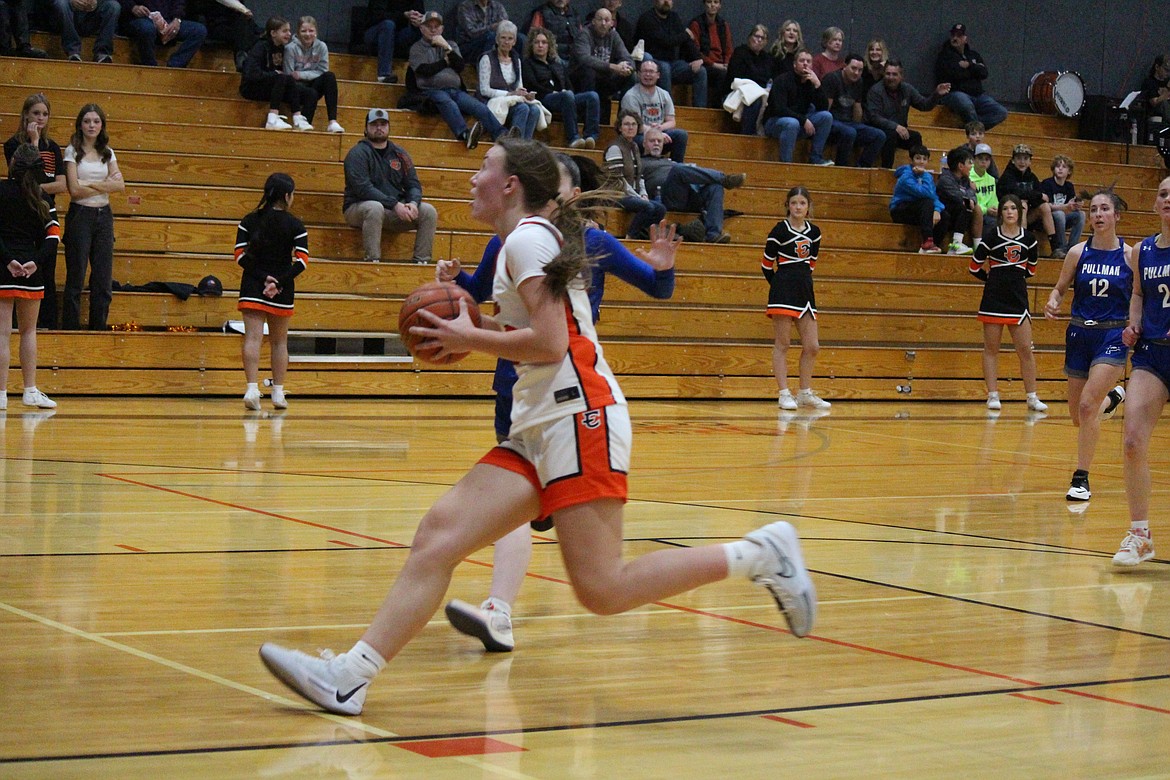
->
[4,40,1165,402]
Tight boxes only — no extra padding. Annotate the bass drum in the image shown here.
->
[1028,70,1085,117]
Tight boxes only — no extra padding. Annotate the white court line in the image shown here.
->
[0,601,398,738]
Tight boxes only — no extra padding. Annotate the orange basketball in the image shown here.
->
[397,281,483,364]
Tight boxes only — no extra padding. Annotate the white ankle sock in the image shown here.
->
[483,596,511,615]
[246,382,258,392]
[348,640,386,677]
[724,539,763,577]
[1131,520,1150,536]
[272,384,284,394]
[953,232,964,244]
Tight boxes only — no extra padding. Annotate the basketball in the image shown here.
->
[397,281,483,364]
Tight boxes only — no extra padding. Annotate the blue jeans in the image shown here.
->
[940,91,1008,130]
[658,165,726,239]
[829,119,886,167]
[1052,207,1085,249]
[363,20,419,78]
[53,0,118,57]
[425,87,504,139]
[765,111,833,163]
[654,58,708,107]
[540,90,600,142]
[506,100,541,139]
[739,100,763,135]
[125,16,206,67]
[619,195,666,239]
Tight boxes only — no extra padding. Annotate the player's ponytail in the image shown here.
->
[249,173,295,252]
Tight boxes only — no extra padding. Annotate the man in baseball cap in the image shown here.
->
[934,23,1008,130]
[342,107,438,264]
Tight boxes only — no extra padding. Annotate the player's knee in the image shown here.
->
[570,576,624,615]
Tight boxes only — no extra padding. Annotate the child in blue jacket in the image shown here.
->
[889,144,946,253]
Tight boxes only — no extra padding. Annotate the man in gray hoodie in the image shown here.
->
[343,108,438,264]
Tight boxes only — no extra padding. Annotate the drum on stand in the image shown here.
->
[1029,70,1085,117]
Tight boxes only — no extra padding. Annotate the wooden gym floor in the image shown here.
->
[1,397,1168,778]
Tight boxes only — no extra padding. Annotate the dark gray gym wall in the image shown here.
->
[250,0,1167,105]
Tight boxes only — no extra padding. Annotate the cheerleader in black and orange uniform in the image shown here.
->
[235,173,307,411]
[763,185,831,411]
[969,193,1048,413]
[0,144,60,411]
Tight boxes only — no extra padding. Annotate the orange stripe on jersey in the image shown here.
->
[45,224,61,240]
[0,290,44,300]
[479,446,542,492]
[563,300,615,408]
[234,247,246,262]
[294,249,309,265]
[541,410,628,515]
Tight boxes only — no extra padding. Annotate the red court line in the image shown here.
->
[97,473,408,547]
[762,715,815,728]
[396,737,526,758]
[1058,688,1170,715]
[329,540,361,548]
[115,544,146,552]
[1009,693,1061,705]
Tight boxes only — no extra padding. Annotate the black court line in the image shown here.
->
[4,672,1167,765]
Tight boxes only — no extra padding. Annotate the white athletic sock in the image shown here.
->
[975,237,985,248]
[246,382,258,392]
[724,539,763,577]
[1130,520,1150,537]
[272,384,284,394]
[1026,392,1040,401]
[483,596,512,615]
[347,640,386,678]
[952,232,964,244]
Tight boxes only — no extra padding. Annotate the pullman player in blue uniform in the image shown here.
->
[1044,191,1132,501]
[1116,176,1170,567]
[969,193,1048,413]
[764,186,831,411]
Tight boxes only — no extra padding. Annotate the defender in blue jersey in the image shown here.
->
[1115,176,1170,567]
[439,153,679,651]
[1044,191,1132,501]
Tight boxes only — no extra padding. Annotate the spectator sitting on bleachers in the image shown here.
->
[0,0,47,56]
[240,16,313,130]
[634,0,706,107]
[768,19,801,78]
[186,0,258,71]
[598,0,634,51]
[686,0,732,106]
[1040,154,1083,255]
[763,48,833,166]
[823,52,884,167]
[456,0,511,67]
[49,0,120,63]
[407,10,504,148]
[970,142,998,234]
[963,121,998,176]
[523,27,599,148]
[935,145,979,255]
[285,16,344,133]
[889,144,945,254]
[809,26,843,79]
[522,0,581,62]
[726,24,771,135]
[861,38,887,95]
[570,7,633,125]
[478,20,543,139]
[620,58,687,162]
[362,0,422,83]
[342,107,438,264]
[119,0,207,67]
[1140,54,1170,124]
[933,22,1007,130]
[604,109,666,240]
[866,58,949,168]
[997,143,1062,257]
[640,126,744,244]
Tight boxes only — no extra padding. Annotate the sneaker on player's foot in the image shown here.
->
[1102,385,1125,420]
[445,599,515,652]
[1112,531,1155,568]
[1066,472,1090,501]
[244,387,261,410]
[465,121,483,150]
[569,136,589,149]
[258,644,371,715]
[265,114,292,130]
[986,392,1001,411]
[918,238,942,254]
[326,120,345,133]
[292,114,313,131]
[1027,395,1048,412]
[271,388,288,409]
[743,521,816,637]
[22,388,56,409]
[947,241,974,255]
[796,389,831,409]
[778,389,798,410]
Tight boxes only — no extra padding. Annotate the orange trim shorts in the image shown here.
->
[479,405,630,517]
